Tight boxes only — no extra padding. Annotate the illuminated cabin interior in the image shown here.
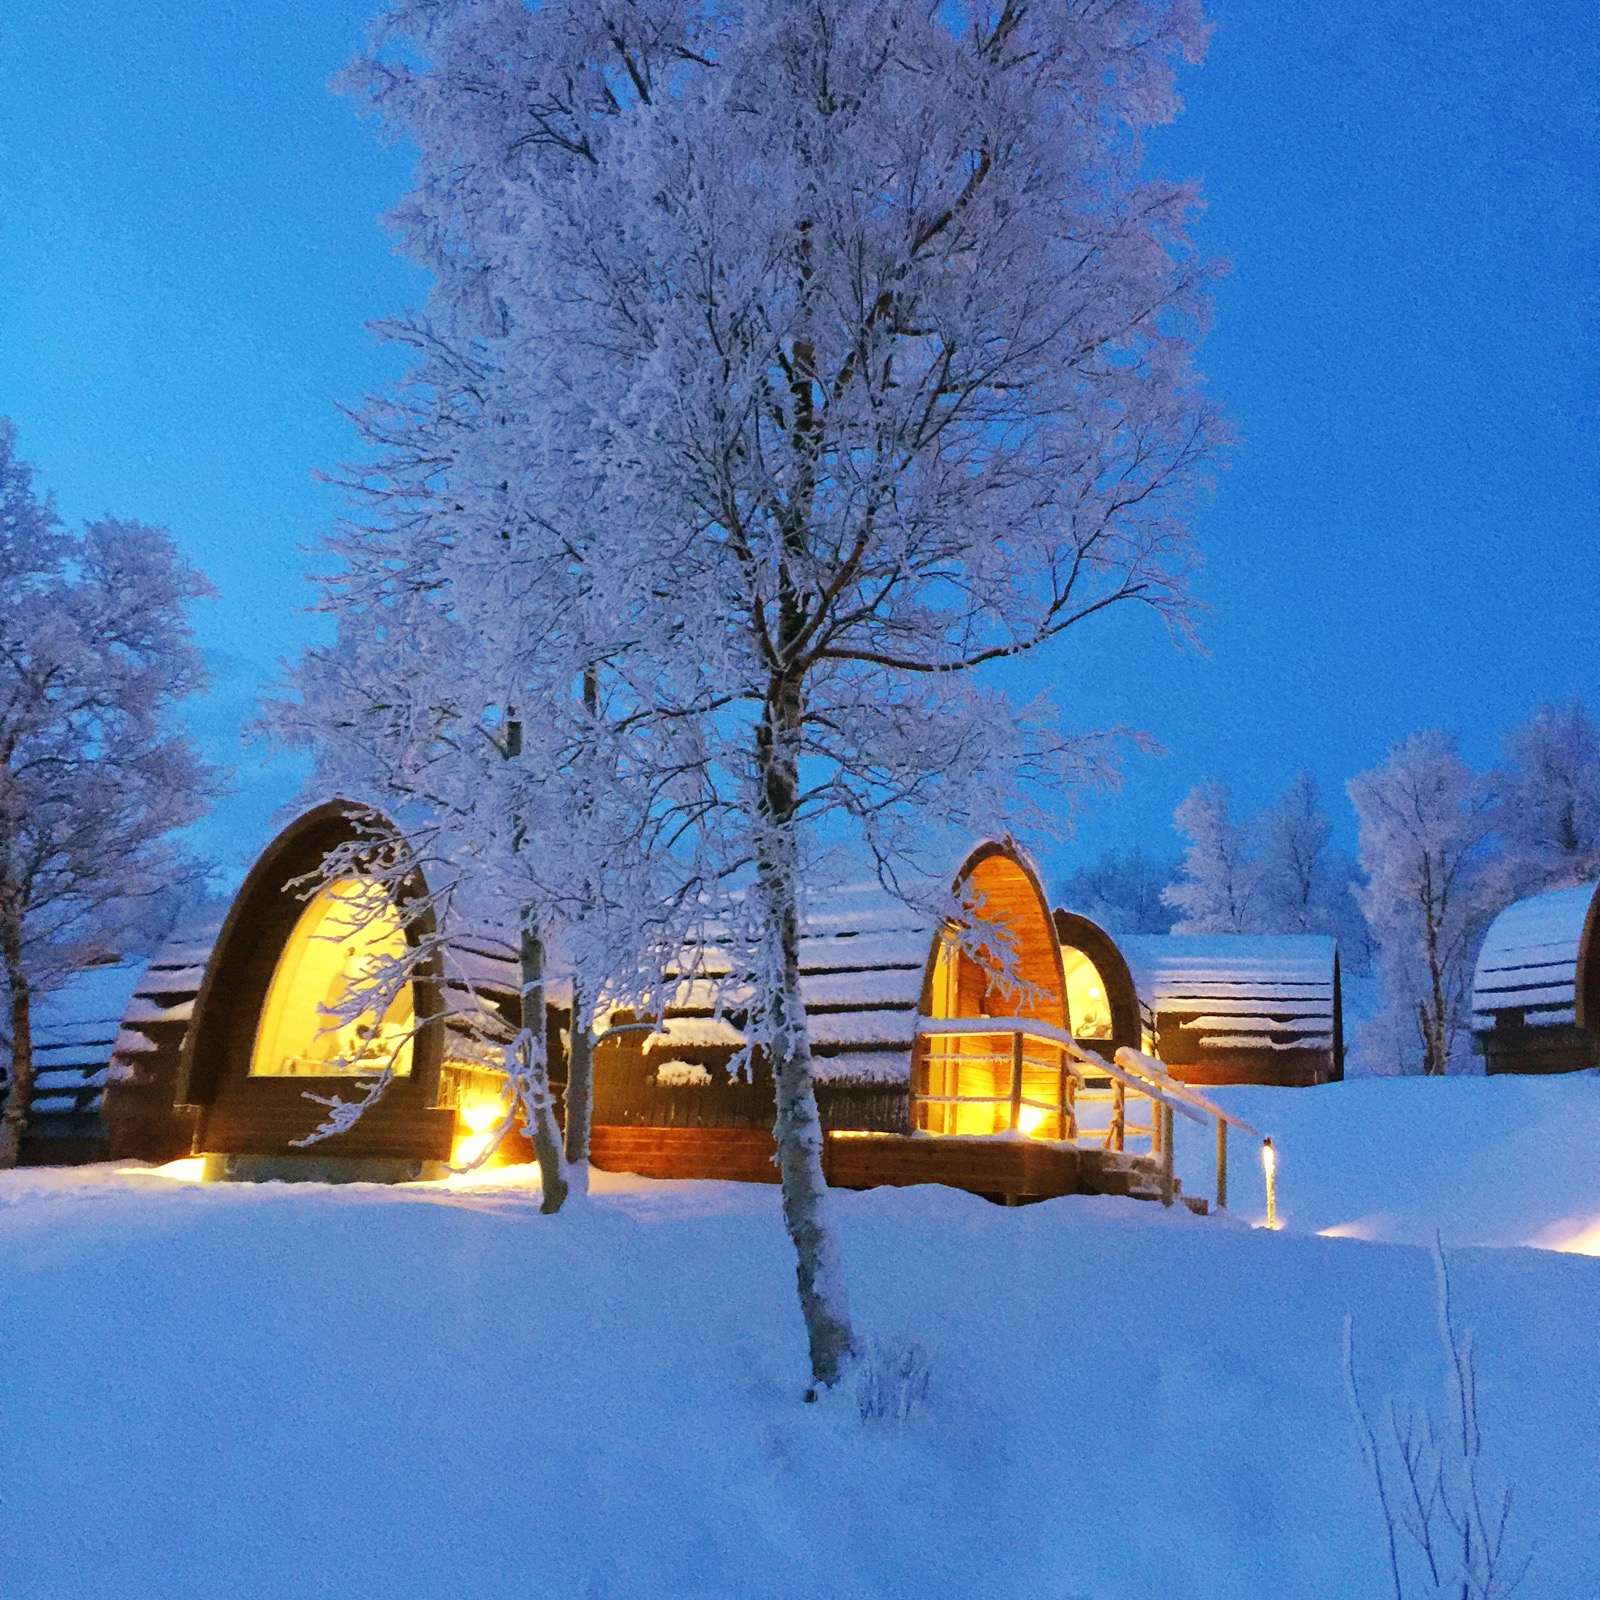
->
[250,880,415,1081]
[1052,909,1142,1058]
[102,801,526,1180]
[914,842,1069,1137]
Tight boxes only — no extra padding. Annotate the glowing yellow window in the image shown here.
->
[250,880,415,1078]
[1062,944,1112,1039]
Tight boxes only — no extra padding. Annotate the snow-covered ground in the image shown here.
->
[2,1075,1597,1599]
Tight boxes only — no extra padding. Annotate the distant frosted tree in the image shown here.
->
[1059,847,1179,933]
[1163,770,1371,961]
[1492,702,1600,896]
[340,0,1223,1389]
[1164,781,1258,933]
[1348,733,1494,1076]
[1256,768,1371,963]
[1255,770,1331,931]
[0,420,217,1167]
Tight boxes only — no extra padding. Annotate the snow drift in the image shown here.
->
[1,1073,1596,1599]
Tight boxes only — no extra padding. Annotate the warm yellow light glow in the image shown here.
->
[452,1130,498,1168]
[1531,1217,1600,1256]
[1262,1138,1278,1230]
[117,1157,206,1182]
[251,879,414,1078]
[451,1086,513,1169]
[1318,1218,1383,1241]
[458,1100,503,1135]
[923,937,1011,1135]
[1061,945,1112,1039]
[1017,1105,1046,1136]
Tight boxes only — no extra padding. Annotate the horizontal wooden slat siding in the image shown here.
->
[1164,1050,1331,1088]
[590,1126,1080,1197]
[200,1089,456,1162]
[822,1133,1079,1197]
[590,1126,780,1183]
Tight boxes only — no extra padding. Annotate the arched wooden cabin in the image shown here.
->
[102,801,527,1180]
[910,841,1068,1135]
[589,838,1115,1199]
[1052,909,1142,1058]
[1111,934,1343,1087]
[1471,882,1600,1074]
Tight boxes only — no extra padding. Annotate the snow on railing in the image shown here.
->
[913,1015,1270,1214]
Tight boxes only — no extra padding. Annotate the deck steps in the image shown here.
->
[1077,1147,1208,1213]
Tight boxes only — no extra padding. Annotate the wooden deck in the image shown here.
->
[590,1124,1086,1201]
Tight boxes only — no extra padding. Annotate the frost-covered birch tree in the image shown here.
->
[1256,768,1369,959]
[1349,733,1494,1076]
[274,488,717,1209]
[337,0,1222,1387]
[1163,780,1258,932]
[0,420,217,1167]
[1165,770,1367,953]
[1491,701,1600,897]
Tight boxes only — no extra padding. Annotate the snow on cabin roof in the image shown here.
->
[650,886,933,1084]
[1114,934,1337,998]
[2,959,148,1130]
[1471,882,1600,1032]
[1113,934,1339,1053]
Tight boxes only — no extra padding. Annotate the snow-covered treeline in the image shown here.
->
[1072,702,1600,1076]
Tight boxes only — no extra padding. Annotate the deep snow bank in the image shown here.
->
[0,1073,1596,1600]
[1180,1068,1600,1250]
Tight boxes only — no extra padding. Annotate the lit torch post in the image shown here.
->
[1262,1137,1278,1230]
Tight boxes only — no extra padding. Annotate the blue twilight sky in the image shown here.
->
[1,0,1596,885]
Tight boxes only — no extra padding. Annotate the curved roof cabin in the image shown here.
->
[1052,909,1142,1058]
[911,841,1068,1136]
[1471,882,1600,1074]
[102,800,525,1180]
[1113,934,1343,1087]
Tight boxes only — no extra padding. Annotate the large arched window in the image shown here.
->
[916,844,1067,1135]
[249,880,415,1078]
[1060,944,1113,1039]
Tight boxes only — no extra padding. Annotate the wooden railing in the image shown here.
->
[913,1016,1267,1212]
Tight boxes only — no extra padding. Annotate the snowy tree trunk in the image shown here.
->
[758,677,857,1392]
[518,926,570,1213]
[1416,857,1451,1076]
[0,924,33,1170]
[563,977,593,1197]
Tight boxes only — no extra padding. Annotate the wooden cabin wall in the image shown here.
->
[1578,889,1600,1037]
[592,1025,909,1134]
[103,933,213,1163]
[1480,1022,1599,1076]
[1150,1024,1337,1088]
[956,852,1067,1024]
